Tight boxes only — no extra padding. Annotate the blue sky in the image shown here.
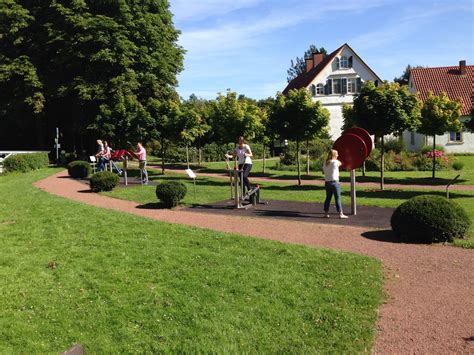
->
[169,0,473,100]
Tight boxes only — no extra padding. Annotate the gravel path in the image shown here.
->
[35,171,474,354]
[161,168,474,191]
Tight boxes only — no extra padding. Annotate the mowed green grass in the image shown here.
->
[166,155,474,186]
[0,169,384,353]
[105,170,474,248]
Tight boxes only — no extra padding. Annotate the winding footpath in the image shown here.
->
[35,171,474,354]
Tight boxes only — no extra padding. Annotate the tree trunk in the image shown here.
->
[186,144,190,169]
[362,161,366,177]
[432,135,436,179]
[198,147,202,166]
[380,135,385,190]
[296,140,301,186]
[306,139,310,175]
[262,143,266,174]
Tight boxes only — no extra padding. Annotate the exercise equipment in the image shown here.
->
[333,127,372,215]
[110,149,140,185]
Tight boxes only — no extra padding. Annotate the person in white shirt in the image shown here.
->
[322,149,348,219]
[136,142,148,184]
[95,139,105,171]
[227,136,253,194]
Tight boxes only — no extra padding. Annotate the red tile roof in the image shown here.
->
[282,45,343,94]
[410,65,473,116]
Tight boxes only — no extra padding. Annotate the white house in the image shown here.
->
[403,61,474,153]
[283,43,382,139]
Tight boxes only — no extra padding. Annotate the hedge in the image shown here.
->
[3,153,49,173]
[90,171,120,192]
[67,161,91,179]
[156,182,187,208]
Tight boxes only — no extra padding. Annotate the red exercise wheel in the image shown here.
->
[333,133,367,170]
[343,127,373,156]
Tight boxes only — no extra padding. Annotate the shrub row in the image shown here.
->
[3,153,49,173]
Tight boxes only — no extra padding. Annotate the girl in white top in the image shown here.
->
[234,136,253,193]
[322,149,348,219]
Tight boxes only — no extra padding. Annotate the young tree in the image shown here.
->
[343,81,421,189]
[178,103,210,168]
[418,92,463,178]
[270,89,330,185]
[286,45,327,82]
[257,97,275,173]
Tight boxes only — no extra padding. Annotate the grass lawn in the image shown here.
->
[105,169,474,248]
[158,155,474,186]
[0,169,384,353]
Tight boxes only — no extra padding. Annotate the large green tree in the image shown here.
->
[418,91,463,178]
[270,88,330,185]
[343,81,421,190]
[0,0,184,151]
[286,44,327,83]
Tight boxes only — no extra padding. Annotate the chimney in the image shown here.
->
[313,53,324,68]
[459,60,467,75]
[305,56,314,72]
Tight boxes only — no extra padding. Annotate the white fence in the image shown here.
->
[0,151,49,174]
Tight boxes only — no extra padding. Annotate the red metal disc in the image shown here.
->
[333,133,367,170]
[343,127,372,157]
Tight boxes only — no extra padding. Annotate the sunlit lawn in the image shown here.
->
[0,169,385,352]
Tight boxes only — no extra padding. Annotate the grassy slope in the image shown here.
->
[105,170,474,248]
[0,169,383,353]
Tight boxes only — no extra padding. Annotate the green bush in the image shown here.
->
[90,171,120,192]
[391,195,471,243]
[384,138,405,153]
[414,155,449,171]
[156,182,187,208]
[421,144,445,154]
[67,160,91,179]
[3,152,49,173]
[452,161,464,171]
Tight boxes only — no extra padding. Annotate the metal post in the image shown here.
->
[193,178,196,200]
[240,168,244,200]
[55,127,59,163]
[350,169,357,215]
[234,168,240,208]
[124,156,128,186]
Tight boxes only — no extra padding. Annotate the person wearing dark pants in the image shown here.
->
[322,149,348,219]
[234,136,253,195]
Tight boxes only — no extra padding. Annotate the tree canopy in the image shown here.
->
[0,0,184,150]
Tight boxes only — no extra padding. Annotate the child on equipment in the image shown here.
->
[322,149,348,219]
[136,142,148,184]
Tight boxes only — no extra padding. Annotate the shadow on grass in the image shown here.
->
[339,175,469,186]
[353,189,473,200]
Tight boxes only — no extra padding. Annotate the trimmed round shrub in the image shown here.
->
[67,160,91,178]
[391,195,471,243]
[452,161,464,171]
[90,171,120,192]
[156,182,187,208]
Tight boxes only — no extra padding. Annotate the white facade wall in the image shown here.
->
[306,47,380,139]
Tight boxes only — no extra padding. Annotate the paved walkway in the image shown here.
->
[160,168,474,191]
[35,171,474,354]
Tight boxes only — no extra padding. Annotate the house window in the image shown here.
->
[347,78,356,93]
[316,83,324,95]
[340,56,348,68]
[449,131,463,142]
[332,78,342,94]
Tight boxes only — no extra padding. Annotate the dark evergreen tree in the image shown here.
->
[286,45,327,83]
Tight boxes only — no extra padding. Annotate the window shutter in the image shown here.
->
[348,56,353,68]
[356,77,362,92]
[310,84,316,97]
[341,78,347,94]
[325,79,332,94]
[335,57,340,69]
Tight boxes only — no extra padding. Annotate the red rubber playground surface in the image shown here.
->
[35,170,474,354]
